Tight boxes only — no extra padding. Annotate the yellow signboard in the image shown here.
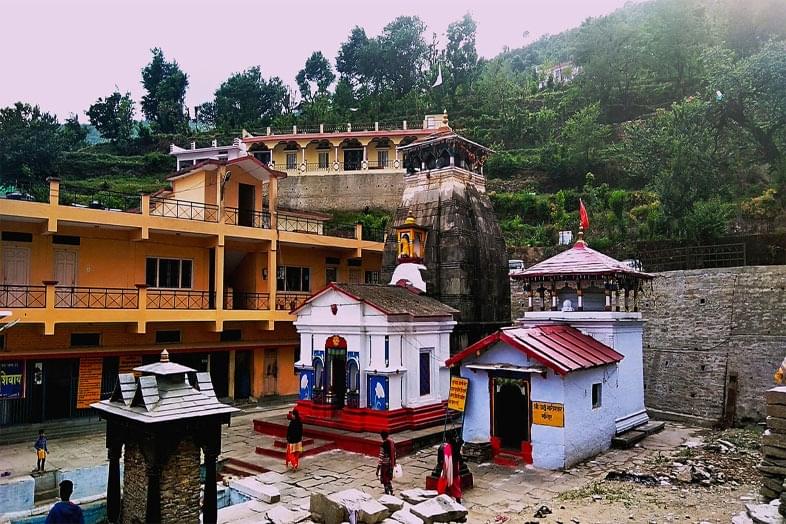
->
[532,401,565,427]
[447,377,469,412]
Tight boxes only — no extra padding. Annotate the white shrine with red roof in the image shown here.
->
[448,230,654,469]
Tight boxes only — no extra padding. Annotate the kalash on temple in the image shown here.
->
[448,204,658,470]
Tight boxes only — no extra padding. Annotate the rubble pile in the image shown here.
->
[759,387,786,505]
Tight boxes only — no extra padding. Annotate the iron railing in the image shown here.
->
[149,197,218,222]
[223,207,271,229]
[58,184,141,212]
[277,215,324,235]
[362,226,386,243]
[55,287,139,309]
[366,160,394,170]
[0,285,46,308]
[274,293,309,311]
[637,243,746,272]
[228,292,270,310]
[146,289,214,309]
[324,223,357,239]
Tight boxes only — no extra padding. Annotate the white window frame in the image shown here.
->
[419,348,433,397]
[286,152,298,170]
[146,257,193,289]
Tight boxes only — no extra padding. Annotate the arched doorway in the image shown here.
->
[493,378,530,450]
[325,335,348,409]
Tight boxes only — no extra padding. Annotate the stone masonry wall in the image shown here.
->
[121,441,147,524]
[510,265,786,425]
[159,437,201,523]
[278,172,404,212]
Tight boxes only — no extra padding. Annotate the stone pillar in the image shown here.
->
[107,444,122,523]
[202,427,221,524]
[145,465,161,524]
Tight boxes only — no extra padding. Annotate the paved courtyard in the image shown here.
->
[0,408,762,523]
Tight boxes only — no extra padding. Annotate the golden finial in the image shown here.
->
[160,349,170,363]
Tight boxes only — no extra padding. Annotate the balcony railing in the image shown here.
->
[362,226,387,243]
[323,223,357,239]
[149,197,218,222]
[228,292,270,310]
[55,287,139,309]
[59,183,141,213]
[0,285,46,308]
[274,293,309,312]
[277,215,324,235]
[263,119,416,136]
[223,207,271,229]
[147,289,214,309]
[269,159,401,174]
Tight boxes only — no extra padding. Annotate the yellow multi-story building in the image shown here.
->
[0,155,384,425]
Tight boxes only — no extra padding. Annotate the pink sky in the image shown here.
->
[0,0,631,118]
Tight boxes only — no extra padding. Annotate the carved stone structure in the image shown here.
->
[382,126,511,353]
[92,350,237,524]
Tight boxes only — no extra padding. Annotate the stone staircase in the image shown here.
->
[254,435,336,460]
[219,457,270,479]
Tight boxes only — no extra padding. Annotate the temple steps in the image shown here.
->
[219,457,270,479]
[255,435,336,460]
[611,421,666,449]
[492,451,528,468]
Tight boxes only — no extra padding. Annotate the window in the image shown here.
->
[314,359,324,390]
[0,334,4,350]
[1,232,32,242]
[52,235,80,245]
[326,266,338,284]
[348,268,361,284]
[384,336,390,367]
[146,258,192,289]
[419,350,431,396]
[592,383,602,409]
[318,151,329,169]
[155,330,181,344]
[71,333,100,347]
[348,360,359,392]
[365,271,380,284]
[277,266,310,292]
[286,152,297,170]
[220,329,242,342]
[377,150,388,167]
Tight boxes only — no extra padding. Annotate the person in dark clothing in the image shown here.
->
[34,429,48,472]
[376,431,396,495]
[286,409,304,470]
[46,480,84,524]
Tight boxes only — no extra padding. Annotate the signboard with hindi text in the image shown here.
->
[0,360,25,399]
[532,401,565,427]
[447,377,469,412]
[76,357,103,408]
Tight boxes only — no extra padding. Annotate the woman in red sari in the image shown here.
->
[437,435,462,502]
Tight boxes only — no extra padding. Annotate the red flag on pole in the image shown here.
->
[579,199,590,230]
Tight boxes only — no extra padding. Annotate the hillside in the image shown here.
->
[2,0,785,254]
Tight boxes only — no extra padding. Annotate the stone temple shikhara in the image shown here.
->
[449,230,654,469]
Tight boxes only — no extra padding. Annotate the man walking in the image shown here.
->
[34,429,48,472]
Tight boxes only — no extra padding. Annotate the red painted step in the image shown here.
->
[255,436,336,459]
[493,451,527,467]
[273,438,315,449]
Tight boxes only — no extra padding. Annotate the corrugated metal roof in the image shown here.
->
[512,242,653,280]
[446,324,623,375]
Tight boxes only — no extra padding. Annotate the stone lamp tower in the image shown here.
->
[383,125,510,353]
[92,350,238,524]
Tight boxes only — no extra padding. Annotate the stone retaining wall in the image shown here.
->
[278,172,404,212]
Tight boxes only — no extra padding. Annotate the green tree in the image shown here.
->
[86,91,135,145]
[445,14,479,91]
[140,48,189,133]
[336,27,375,90]
[378,16,428,96]
[61,114,88,150]
[0,102,64,184]
[561,103,612,172]
[296,51,335,103]
[210,67,287,130]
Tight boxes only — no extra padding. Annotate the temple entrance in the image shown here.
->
[492,377,530,450]
[325,335,348,409]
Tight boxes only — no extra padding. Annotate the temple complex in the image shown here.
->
[448,230,654,469]
[381,115,511,353]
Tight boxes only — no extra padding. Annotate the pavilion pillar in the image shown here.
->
[604,283,612,311]
[576,281,583,312]
[633,287,639,312]
[106,444,122,523]
[615,288,621,312]
[550,282,558,311]
[624,289,630,312]
[202,426,221,524]
[145,464,161,524]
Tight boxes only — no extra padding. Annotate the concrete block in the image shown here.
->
[391,509,424,524]
[358,498,390,523]
[266,504,311,524]
[410,495,467,524]
[58,463,111,499]
[229,477,280,503]
[0,475,35,514]
[399,489,437,505]
[378,494,404,512]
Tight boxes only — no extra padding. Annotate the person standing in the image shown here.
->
[34,429,48,472]
[376,431,396,495]
[46,480,84,524]
[286,409,303,471]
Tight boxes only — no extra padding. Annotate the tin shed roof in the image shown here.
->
[445,324,623,375]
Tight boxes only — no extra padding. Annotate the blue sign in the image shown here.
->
[299,369,314,401]
[0,360,25,399]
[368,375,389,411]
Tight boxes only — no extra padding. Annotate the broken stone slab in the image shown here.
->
[399,489,438,505]
[767,387,786,405]
[265,505,311,524]
[229,477,281,504]
[410,494,468,524]
[390,509,425,524]
[378,495,405,513]
[358,499,391,524]
[746,502,785,524]
[768,417,786,433]
[310,488,374,523]
[674,465,692,483]
[732,512,755,524]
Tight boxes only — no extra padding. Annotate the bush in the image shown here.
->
[683,200,733,242]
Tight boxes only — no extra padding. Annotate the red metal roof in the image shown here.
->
[445,324,623,375]
[512,241,653,281]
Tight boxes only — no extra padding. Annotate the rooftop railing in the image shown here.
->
[58,183,142,213]
[149,196,219,222]
[262,119,417,136]
[223,206,271,229]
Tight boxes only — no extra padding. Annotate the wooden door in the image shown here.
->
[263,348,278,396]
[238,183,255,227]
[2,245,30,285]
[54,248,78,287]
